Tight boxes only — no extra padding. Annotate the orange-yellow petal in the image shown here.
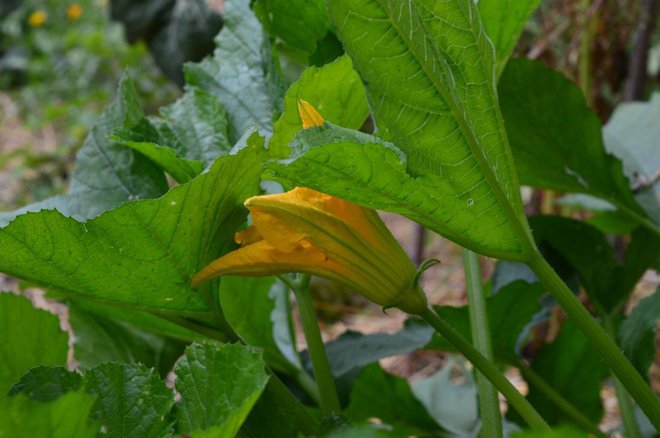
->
[234,225,263,246]
[298,100,324,129]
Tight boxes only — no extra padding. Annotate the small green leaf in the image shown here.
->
[83,363,175,438]
[185,0,280,142]
[500,59,645,223]
[478,0,541,76]
[9,366,82,402]
[411,360,479,436]
[347,363,439,435]
[0,294,69,395]
[509,426,589,438]
[269,55,369,158]
[512,321,609,426]
[175,342,270,437]
[0,144,265,313]
[0,392,98,438]
[619,289,660,378]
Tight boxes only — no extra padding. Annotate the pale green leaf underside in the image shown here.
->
[175,342,270,437]
[269,55,370,157]
[322,0,529,256]
[0,145,265,314]
[272,125,525,260]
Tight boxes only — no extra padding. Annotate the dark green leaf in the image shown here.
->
[347,363,438,435]
[0,392,98,438]
[185,0,280,143]
[0,77,168,227]
[500,59,645,223]
[175,342,270,436]
[83,363,174,438]
[220,276,299,374]
[478,0,541,76]
[509,427,589,438]
[252,0,331,64]
[154,87,233,165]
[513,321,609,426]
[0,294,68,395]
[269,55,369,158]
[0,143,265,313]
[411,360,479,436]
[9,366,82,402]
[604,93,660,227]
[427,280,545,362]
[619,289,660,378]
[322,0,530,259]
[237,379,300,438]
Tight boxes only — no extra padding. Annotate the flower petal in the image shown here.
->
[298,100,325,128]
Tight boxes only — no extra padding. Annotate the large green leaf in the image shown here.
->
[604,93,660,226]
[9,366,82,402]
[0,78,167,227]
[0,143,265,314]
[185,0,282,143]
[252,0,331,63]
[0,294,69,395]
[83,363,175,438]
[478,0,541,76]
[0,392,98,438]
[511,321,609,427]
[220,276,299,374]
[269,55,369,157]
[175,342,270,437]
[619,288,660,378]
[499,59,648,226]
[347,363,439,435]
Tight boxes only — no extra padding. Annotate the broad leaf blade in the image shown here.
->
[83,363,175,438]
[619,289,660,378]
[0,144,265,313]
[0,392,97,438]
[279,0,532,259]
[269,55,369,157]
[0,294,69,395]
[175,342,270,437]
[9,366,82,402]
[479,0,541,76]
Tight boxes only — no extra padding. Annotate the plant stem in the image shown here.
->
[528,252,660,429]
[603,315,642,438]
[514,359,606,437]
[462,249,503,438]
[288,275,341,416]
[421,307,550,431]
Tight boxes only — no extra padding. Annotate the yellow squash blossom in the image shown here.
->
[193,187,427,314]
[28,10,47,27]
[67,4,82,21]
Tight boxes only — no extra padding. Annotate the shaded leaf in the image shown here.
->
[0,77,167,227]
[0,294,68,395]
[269,55,369,158]
[347,363,439,435]
[9,366,82,402]
[83,363,174,438]
[478,0,541,76]
[0,392,97,438]
[499,59,645,224]
[619,289,660,378]
[0,144,265,313]
[509,427,588,438]
[185,0,280,143]
[175,342,270,436]
[411,360,479,436]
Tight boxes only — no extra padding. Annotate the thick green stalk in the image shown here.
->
[528,252,660,429]
[421,307,550,431]
[288,275,341,416]
[462,249,503,438]
[514,359,605,437]
[603,315,642,438]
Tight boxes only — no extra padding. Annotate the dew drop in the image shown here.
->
[467,198,474,206]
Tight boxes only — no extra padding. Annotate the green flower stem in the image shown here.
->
[462,249,503,438]
[285,275,341,416]
[421,307,550,431]
[603,315,642,438]
[514,359,606,437]
[528,251,660,429]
